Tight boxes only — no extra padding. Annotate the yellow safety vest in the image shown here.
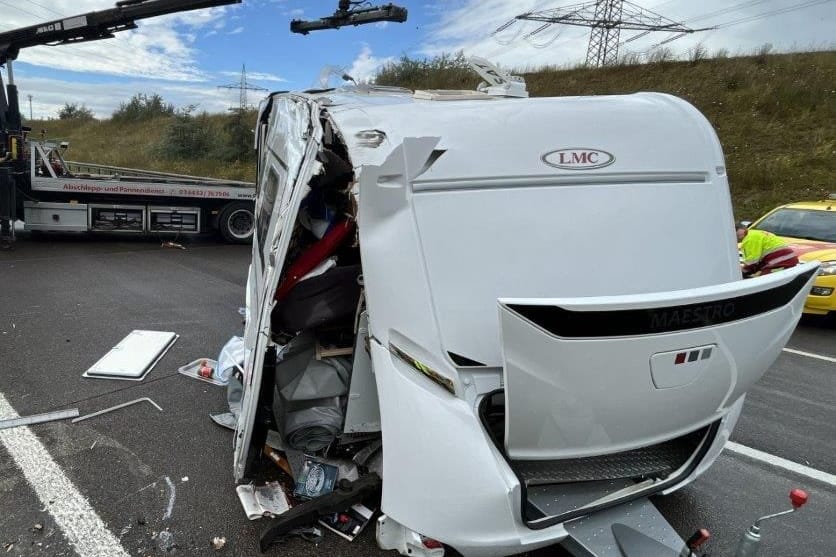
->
[740,229,787,264]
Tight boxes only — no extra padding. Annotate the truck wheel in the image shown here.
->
[218,202,255,243]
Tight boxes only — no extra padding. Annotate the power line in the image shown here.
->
[715,0,834,29]
[685,0,773,24]
[496,0,713,67]
[0,0,44,21]
[217,65,267,112]
[623,0,832,58]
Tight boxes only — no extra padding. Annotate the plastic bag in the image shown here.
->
[217,335,246,385]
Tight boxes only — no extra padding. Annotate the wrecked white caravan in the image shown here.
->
[233,77,818,556]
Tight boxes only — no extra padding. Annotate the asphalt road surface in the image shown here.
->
[0,234,833,557]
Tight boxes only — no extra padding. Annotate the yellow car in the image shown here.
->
[747,195,836,315]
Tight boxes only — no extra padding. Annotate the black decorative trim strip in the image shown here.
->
[507,269,816,338]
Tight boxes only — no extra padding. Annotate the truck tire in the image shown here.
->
[218,202,255,244]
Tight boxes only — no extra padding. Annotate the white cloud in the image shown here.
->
[3,0,233,81]
[227,26,245,35]
[421,0,836,69]
[246,72,287,83]
[219,70,287,83]
[288,9,305,17]
[347,44,395,83]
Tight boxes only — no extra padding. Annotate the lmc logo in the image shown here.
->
[542,148,615,170]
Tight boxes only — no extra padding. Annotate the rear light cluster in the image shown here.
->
[421,537,443,549]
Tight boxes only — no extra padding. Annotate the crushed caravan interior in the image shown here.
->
[233,64,818,557]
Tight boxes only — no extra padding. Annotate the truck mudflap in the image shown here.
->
[499,262,818,463]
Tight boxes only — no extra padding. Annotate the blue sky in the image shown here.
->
[1,0,833,118]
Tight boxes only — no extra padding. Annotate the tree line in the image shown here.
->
[55,93,255,163]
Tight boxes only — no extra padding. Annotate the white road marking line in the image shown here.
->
[725,441,836,486]
[0,393,130,557]
[782,348,836,363]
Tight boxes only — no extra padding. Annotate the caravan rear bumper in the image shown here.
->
[371,339,744,557]
[372,265,817,556]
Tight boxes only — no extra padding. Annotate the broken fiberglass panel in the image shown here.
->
[82,330,178,381]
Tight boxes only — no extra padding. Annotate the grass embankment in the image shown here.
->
[27,112,257,182]
[377,51,835,219]
[28,52,833,216]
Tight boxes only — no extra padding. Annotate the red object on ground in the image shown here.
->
[789,489,808,508]
[274,219,355,302]
[686,528,711,549]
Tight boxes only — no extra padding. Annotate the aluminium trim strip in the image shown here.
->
[412,172,709,192]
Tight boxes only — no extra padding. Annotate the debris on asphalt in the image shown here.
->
[161,241,186,250]
[294,460,338,500]
[0,408,79,430]
[285,450,358,484]
[263,446,294,478]
[155,529,176,553]
[72,397,163,424]
[209,412,237,430]
[136,515,147,526]
[236,481,291,520]
[162,477,176,521]
[33,523,43,531]
[178,358,225,386]
[82,330,179,381]
[216,336,246,384]
[90,440,97,450]
[269,527,323,545]
[210,536,226,550]
[4,542,13,553]
[181,476,189,482]
[319,503,375,542]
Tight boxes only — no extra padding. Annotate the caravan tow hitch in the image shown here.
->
[563,488,809,557]
[733,489,808,557]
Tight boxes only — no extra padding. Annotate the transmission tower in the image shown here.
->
[217,64,268,111]
[496,0,711,67]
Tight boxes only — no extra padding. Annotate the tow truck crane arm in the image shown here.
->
[0,0,241,247]
[290,1,407,34]
[0,0,241,66]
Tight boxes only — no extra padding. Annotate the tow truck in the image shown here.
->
[0,0,253,247]
[0,0,412,248]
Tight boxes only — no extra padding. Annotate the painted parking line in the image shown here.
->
[0,393,130,557]
[725,441,836,487]
[782,348,836,364]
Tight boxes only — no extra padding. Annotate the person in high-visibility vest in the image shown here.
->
[736,223,799,277]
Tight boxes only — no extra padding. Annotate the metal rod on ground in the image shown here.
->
[0,408,80,430]
[71,397,163,424]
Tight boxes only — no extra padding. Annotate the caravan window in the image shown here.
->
[257,167,280,268]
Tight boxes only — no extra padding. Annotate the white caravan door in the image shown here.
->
[234,95,322,481]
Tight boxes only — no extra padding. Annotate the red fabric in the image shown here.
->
[273,219,355,301]
[754,246,799,275]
